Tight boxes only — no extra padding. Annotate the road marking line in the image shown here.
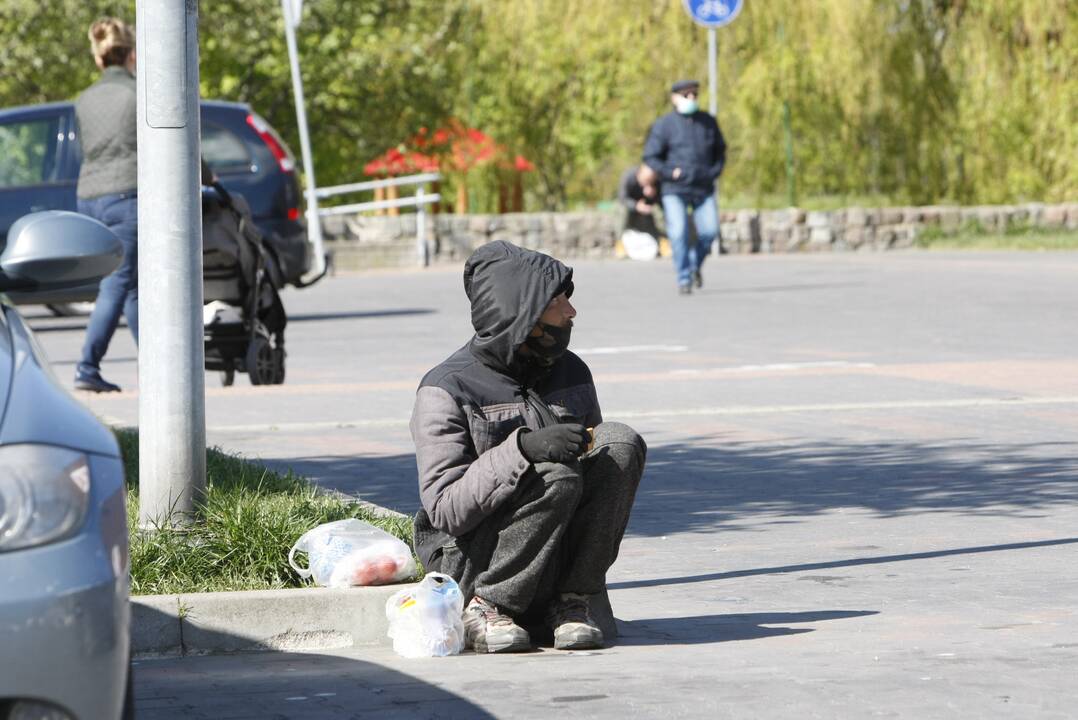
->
[208,418,410,432]
[575,344,689,355]
[200,395,1078,433]
[611,395,1078,419]
[670,361,876,375]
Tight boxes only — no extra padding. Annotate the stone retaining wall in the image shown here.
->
[321,202,1078,270]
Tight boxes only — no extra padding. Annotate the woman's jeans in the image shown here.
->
[76,193,138,378]
[661,193,718,287]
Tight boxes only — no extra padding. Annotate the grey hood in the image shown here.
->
[463,241,573,376]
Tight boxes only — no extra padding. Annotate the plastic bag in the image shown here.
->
[288,518,417,588]
[385,572,465,658]
[621,229,660,261]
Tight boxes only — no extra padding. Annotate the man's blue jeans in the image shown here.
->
[661,193,718,287]
[76,193,138,378]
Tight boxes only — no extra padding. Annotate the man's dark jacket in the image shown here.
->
[617,167,660,211]
[411,242,602,570]
[643,110,727,199]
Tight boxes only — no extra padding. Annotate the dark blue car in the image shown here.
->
[0,99,311,307]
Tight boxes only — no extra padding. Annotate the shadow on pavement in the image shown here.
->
[263,454,422,512]
[265,437,1078,536]
[133,604,494,719]
[634,437,1078,536]
[617,610,877,646]
[287,308,435,322]
[608,537,1078,590]
[22,320,90,333]
[49,355,137,366]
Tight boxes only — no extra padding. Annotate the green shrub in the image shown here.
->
[114,428,416,595]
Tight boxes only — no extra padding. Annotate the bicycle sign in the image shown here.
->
[682,0,743,28]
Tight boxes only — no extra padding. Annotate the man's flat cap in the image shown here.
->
[671,79,700,94]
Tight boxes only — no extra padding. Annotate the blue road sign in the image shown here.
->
[682,0,743,28]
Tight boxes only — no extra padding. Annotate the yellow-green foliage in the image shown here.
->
[1,0,1073,209]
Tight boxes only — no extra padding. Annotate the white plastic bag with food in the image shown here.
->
[620,228,660,261]
[385,572,465,658]
[288,518,416,587]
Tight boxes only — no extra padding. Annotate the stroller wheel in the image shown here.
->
[246,337,277,385]
[220,369,235,387]
[271,347,286,385]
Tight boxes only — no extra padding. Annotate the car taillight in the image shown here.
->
[287,207,300,221]
[246,113,295,173]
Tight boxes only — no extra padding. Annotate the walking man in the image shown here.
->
[411,241,647,653]
[644,79,727,294]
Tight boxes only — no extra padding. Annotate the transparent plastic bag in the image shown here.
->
[621,228,660,261]
[288,518,417,588]
[385,572,465,658]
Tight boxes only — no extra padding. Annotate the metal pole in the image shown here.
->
[415,186,428,267]
[281,0,326,282]
[136,0,206,529]
[707,27,718,117]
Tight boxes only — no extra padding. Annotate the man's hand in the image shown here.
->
[672,167,682,180]
[635,199,653,214]
[519,424,589,463]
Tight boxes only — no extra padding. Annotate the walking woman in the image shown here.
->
[74,17,139,392]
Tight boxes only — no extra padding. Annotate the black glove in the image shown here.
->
[518,424,589,464]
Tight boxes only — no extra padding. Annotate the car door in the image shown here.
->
[0,106,77,250]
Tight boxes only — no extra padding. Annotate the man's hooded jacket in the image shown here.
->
[411,242,602,568]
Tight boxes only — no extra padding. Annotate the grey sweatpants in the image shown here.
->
[436,421,646,618]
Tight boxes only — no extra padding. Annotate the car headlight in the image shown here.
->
[0,445,90,552]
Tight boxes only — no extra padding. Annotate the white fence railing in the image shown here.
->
[316,172,441,266]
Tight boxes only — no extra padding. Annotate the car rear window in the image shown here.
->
[0,116,61,188]
[203,123,252,174]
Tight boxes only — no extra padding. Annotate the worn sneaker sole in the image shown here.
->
[472,631,532,654]
[553,624,604,651]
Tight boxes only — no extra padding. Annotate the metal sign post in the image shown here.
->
[682,0,744,117]
[280,0,327,283]
[136,0,207,529]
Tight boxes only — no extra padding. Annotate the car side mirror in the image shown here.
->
[0,211,122,292]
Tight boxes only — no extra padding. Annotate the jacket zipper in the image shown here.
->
[520,384,558,429]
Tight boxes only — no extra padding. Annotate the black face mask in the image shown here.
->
[523,322,572,367]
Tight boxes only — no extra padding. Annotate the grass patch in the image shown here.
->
[916,221,1078,251]
[114,428,417,596]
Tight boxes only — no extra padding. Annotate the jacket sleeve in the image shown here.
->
[411,385,532,537]
[707,118,727,182]
[643,119,675,183]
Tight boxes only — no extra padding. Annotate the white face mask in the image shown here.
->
[674,95,699,115]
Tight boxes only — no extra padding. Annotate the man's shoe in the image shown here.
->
[546,593,604,650]
[678,284,692,295]
[693,270,703,288]
[463,596,531,653]
[74,373,121,393]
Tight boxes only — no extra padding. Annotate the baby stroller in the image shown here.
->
[201,182,287,386]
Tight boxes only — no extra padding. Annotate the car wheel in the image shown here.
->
[246,337,276,385]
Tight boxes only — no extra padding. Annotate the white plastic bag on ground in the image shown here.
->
[385,572,465,658]
[621,229,660,261]
[288,518,416,587]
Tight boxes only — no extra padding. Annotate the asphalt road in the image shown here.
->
[29,250,1078,718]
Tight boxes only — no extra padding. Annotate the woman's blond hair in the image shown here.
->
[88,17,134,67]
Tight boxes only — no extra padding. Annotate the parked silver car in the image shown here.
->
[0,212,132,719]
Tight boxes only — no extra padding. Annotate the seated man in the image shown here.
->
[617,162,663,239]
[411,241,646,653]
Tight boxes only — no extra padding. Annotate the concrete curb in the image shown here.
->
[131,584,619,657]
[131,584,413,658]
